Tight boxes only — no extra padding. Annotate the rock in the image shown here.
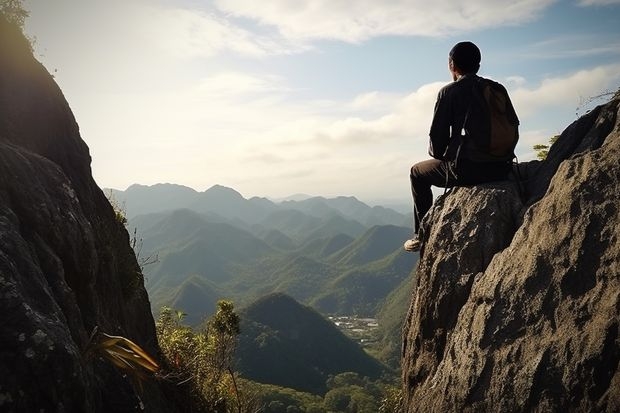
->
[0,15,182,413]
[402,92,620,412]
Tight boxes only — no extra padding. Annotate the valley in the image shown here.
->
[111,183,419,377]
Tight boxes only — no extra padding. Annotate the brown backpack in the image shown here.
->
[464,78,520,162]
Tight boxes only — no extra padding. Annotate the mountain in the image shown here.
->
[140,209,275,293]
[137,209,417,321]
[328,224,412,266]
[165,276,221,326]
[374,272,416,368]
[281,195,406,227]
[312,247,417,315]
[236,293,387,394]
[108,183,200,217]
[0,16,182,412]
[300,233,355,259]
[111,184,409,229]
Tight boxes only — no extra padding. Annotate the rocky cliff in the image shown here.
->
[0,16,181,412]
[402,92,620,411]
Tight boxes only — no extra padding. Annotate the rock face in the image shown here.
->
[402,92,620,412]
[0,16,180,412]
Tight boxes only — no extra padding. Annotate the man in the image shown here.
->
[404,41,519,252]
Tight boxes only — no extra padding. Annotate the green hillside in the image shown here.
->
[167,276,221,325]
[300,233,355,259]
[236,293,387,394]
[312,248,415,316]
[329,224,412,266]
[374,271,417,368]
[138,208,418,322]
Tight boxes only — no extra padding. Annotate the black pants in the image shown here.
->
[410,158,511,235]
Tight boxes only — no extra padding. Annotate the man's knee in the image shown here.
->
[410,161,426,179]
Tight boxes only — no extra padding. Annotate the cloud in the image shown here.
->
[137,5,305,58]
[197,72,289,99]
[509,63,620,117]
[520,35,620,60]
[213,0,555,42]
[577,0,620,6]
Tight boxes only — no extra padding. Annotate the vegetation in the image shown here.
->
[133,208,415,323]
[155,297,402,412]
[1,0,35,50]
[83,327,160,392]
[112,189,413,410]
[248,373,401,413]
[156,301,257,412]
[236,293,387,395]
[533,135,559,161]
[0,0,28,28]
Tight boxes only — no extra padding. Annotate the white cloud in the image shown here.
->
[521,35,620,60]
[137,5,306,58]
[197,72,289,99]
[510,63,620,117]
[577,0,620,6]
[213,0,555,42]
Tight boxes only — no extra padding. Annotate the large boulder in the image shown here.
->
[402,92,620,412]
[0,15,182,412]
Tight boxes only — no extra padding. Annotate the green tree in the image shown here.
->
[324,388,351,411]
[0,0,28,28]
[533,135,559,161]
[156,302,250,412]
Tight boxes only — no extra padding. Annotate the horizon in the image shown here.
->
[108,181,413,210]
[24,0,620,202]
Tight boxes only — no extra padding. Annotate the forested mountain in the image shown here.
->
[129,205,417,327]
[117,183,419,362]
[236,293,387,394]
[111,183,410,228]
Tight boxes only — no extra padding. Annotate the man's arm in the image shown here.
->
[428,89,452,160]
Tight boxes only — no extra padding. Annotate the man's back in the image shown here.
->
[429,74,519,163]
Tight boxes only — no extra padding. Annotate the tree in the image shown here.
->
[0,0,28,28]
[323,388,351,411]
[533,135,559,161]
[156,302,250,412]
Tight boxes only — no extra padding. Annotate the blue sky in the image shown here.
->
[24,0,620,204]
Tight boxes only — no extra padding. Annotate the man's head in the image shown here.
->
[448,41,481,79]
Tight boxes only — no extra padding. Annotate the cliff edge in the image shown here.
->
[402,91,620,412]
[0,15,181,412]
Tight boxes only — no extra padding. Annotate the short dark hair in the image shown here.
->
[449,41,481,74]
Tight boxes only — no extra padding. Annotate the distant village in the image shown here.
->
[329,316,379,348]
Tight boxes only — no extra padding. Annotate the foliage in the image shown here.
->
[378,386,402,413]
[156,301,257,412]
[105,190,158,271]
[0,0,28,28]
[0,0,36,51]
[235,293,387,395]
[83,326,160,394]
[106,189,128,226]
[249,374,400,413]
[533,135,559,161]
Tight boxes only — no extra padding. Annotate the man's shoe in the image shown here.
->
[403,236,422,252]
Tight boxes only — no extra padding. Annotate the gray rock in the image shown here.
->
[0,15,183,413]
[402,92,620,412]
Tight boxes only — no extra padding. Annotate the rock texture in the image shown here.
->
[0,16,181,412]
[402,92,620,412]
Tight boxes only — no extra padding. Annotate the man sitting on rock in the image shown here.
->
[404,41,519,252]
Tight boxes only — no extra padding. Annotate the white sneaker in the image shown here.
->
[403,236,422,252]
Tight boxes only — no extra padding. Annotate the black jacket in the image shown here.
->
[428,74,519,163]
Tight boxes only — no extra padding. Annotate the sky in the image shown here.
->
[23,0,620,205]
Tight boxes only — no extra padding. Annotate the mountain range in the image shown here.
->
[111,183,419,366]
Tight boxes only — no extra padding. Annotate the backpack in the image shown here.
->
[462,78,520,162]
